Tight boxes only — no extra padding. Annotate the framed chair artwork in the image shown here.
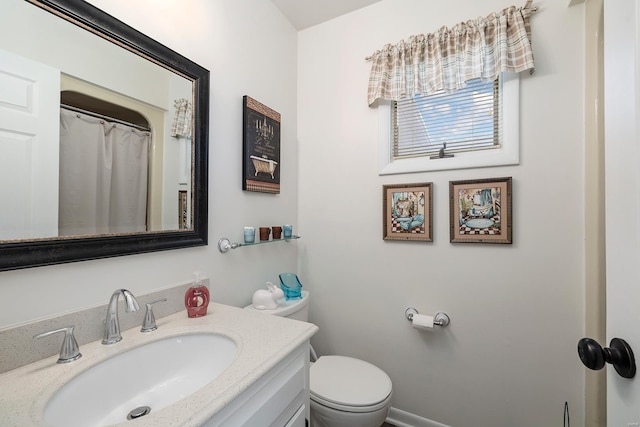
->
[383,182,433,242]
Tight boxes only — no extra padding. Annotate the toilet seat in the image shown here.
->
[310,355,392,413]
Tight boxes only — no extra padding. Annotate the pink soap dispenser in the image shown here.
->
[185,272,210,318]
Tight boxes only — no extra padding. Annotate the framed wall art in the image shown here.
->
[383,182,433,242]
[449,177,512,244]
[178,190,188,230]
[242,96,281,194]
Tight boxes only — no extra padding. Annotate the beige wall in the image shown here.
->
[584,1,606,425]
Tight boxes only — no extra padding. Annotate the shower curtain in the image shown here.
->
[59,108,150,236]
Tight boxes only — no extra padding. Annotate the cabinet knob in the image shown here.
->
[577,337,636,378]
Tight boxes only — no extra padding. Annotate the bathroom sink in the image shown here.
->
[43,333,238,427]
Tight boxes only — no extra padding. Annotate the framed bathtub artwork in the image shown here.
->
[449,177,512,244]
[383,182,433,242]
[242,96,281,194]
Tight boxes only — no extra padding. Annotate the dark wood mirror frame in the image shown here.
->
[1,0,209,271]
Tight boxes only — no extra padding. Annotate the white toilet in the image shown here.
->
[245,291,393,427]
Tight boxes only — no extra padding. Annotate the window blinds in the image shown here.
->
[392,78,502,159]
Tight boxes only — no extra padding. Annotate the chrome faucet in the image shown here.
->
[34,326,82,363]
[102,289,140,344]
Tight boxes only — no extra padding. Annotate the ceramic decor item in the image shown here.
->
[267,281,285,302]
[259,227,271,241]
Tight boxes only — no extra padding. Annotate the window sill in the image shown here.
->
[379,148,519,175]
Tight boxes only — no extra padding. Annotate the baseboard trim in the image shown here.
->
[386,407,450,427]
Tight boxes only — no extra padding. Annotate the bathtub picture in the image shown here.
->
[383,182,432,242]
[242,96,281,194]
[250,155,278,179]
[449,177,512,244]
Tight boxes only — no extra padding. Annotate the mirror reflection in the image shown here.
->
[0,0,208,271]
[0,0,194,241]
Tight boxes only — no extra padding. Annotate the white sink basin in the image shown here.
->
[43,333,237,427]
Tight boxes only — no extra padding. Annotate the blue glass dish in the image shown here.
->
[279,273,302,300]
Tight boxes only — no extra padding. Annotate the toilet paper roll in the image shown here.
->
[412,314,434,330]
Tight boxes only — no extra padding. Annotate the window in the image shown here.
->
[394,78,499,159]
[379,73,520,174]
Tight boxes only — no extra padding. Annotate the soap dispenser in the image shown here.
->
[184,272,210,318]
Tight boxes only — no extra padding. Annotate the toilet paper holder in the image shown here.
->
[405,307,450,327]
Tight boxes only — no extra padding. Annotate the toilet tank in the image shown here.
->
[244,290,309,322]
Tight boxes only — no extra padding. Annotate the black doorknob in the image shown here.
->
[577,337,636,379]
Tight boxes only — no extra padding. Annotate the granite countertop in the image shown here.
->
[0,303,318,427]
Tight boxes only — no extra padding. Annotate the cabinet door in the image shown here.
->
[284,404,305,427]
[202,345,309,427]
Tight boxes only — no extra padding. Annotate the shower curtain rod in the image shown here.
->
[60,104,151,132]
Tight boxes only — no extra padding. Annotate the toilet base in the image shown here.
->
[310,398,390,427]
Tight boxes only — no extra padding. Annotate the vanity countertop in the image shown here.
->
[0,303,318,427]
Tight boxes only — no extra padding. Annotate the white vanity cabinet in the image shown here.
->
[0,304,318,427]
[203,341,310,427]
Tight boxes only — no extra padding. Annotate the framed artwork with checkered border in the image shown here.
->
[449,177,512,244]
[383,182,433,242]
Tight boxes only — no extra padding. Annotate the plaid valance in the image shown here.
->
[367,1,536,106]
[170,98,192,138]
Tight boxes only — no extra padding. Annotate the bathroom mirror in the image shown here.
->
[0,0,209,270]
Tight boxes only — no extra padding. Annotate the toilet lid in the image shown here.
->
[310,356,392,408]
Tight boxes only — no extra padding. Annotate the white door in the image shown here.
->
[0,49,60,239]
[604,0,640,424]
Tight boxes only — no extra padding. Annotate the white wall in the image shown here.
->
[1,1,171,111]
[0,0,299,327]
[297,1,585,426]
[0,1,588,425]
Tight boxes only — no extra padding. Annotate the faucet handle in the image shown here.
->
[141,298,167,332]
[34,326,82,364]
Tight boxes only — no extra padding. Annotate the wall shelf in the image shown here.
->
[217,235,300,253]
